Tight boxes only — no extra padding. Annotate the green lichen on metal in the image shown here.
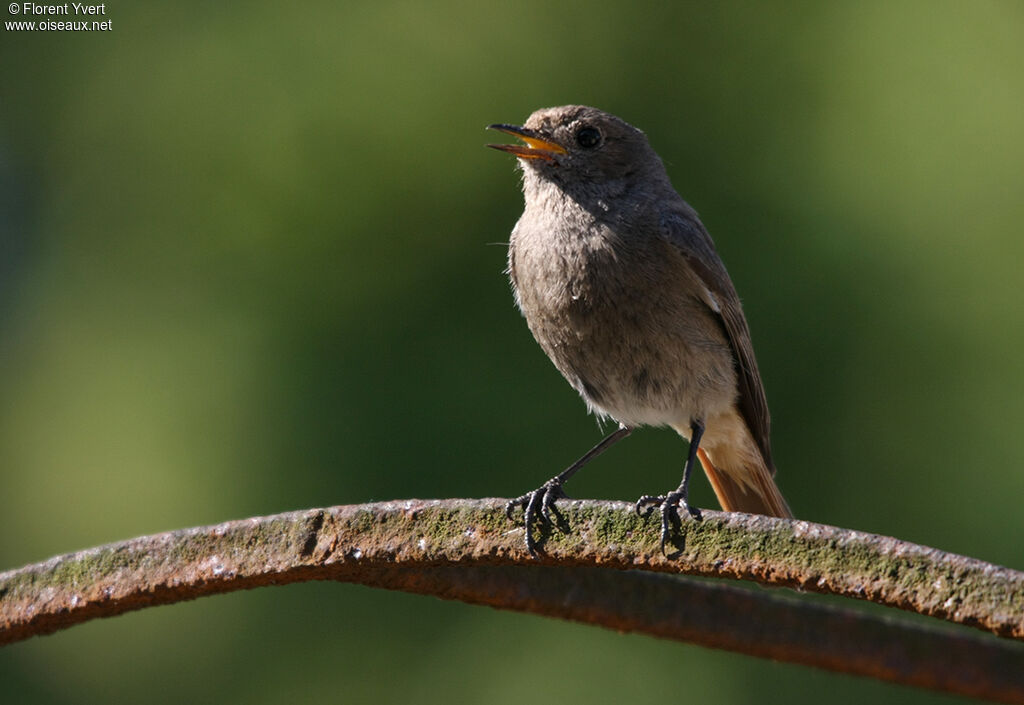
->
[4,498,1022,645]
[27,545,129,593]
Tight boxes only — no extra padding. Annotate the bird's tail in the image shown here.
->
[697,446,793,519]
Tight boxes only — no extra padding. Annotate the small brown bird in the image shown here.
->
[488,105,793,554]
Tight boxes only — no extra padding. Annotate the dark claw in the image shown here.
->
[504,497,519,521]
[506,479,567,555]
[636,491,702,554]
[634,494,662,515]
[539,486,565,525]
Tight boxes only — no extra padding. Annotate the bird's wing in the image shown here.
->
[659,208,775,474]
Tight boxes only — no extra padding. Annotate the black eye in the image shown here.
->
[575,126,601,149]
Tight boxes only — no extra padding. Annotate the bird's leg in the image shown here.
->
[507,424,632,555]
[636,419,705,553]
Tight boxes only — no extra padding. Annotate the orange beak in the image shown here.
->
[487,124,567,162]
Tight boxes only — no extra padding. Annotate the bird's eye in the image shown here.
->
[575,126,601,149]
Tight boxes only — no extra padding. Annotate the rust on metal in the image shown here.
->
[2,499,1023,702]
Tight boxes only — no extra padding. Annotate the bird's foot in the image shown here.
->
[506,479,568,556]
[635,491,703,554]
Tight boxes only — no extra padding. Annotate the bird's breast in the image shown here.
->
[508,207,737,427]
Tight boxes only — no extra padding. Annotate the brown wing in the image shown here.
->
[660,209,775,474]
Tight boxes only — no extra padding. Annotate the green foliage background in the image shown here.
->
[2,1,1023,702]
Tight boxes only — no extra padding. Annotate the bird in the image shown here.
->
[487,105,793,555]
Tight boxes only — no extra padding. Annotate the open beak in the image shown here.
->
[487,124,567,162]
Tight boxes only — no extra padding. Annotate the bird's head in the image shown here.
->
[487,105,666,189]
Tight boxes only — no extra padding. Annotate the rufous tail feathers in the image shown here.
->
[697,447,793,519]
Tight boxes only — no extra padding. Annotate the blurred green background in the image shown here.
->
[2,1,1023,702]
